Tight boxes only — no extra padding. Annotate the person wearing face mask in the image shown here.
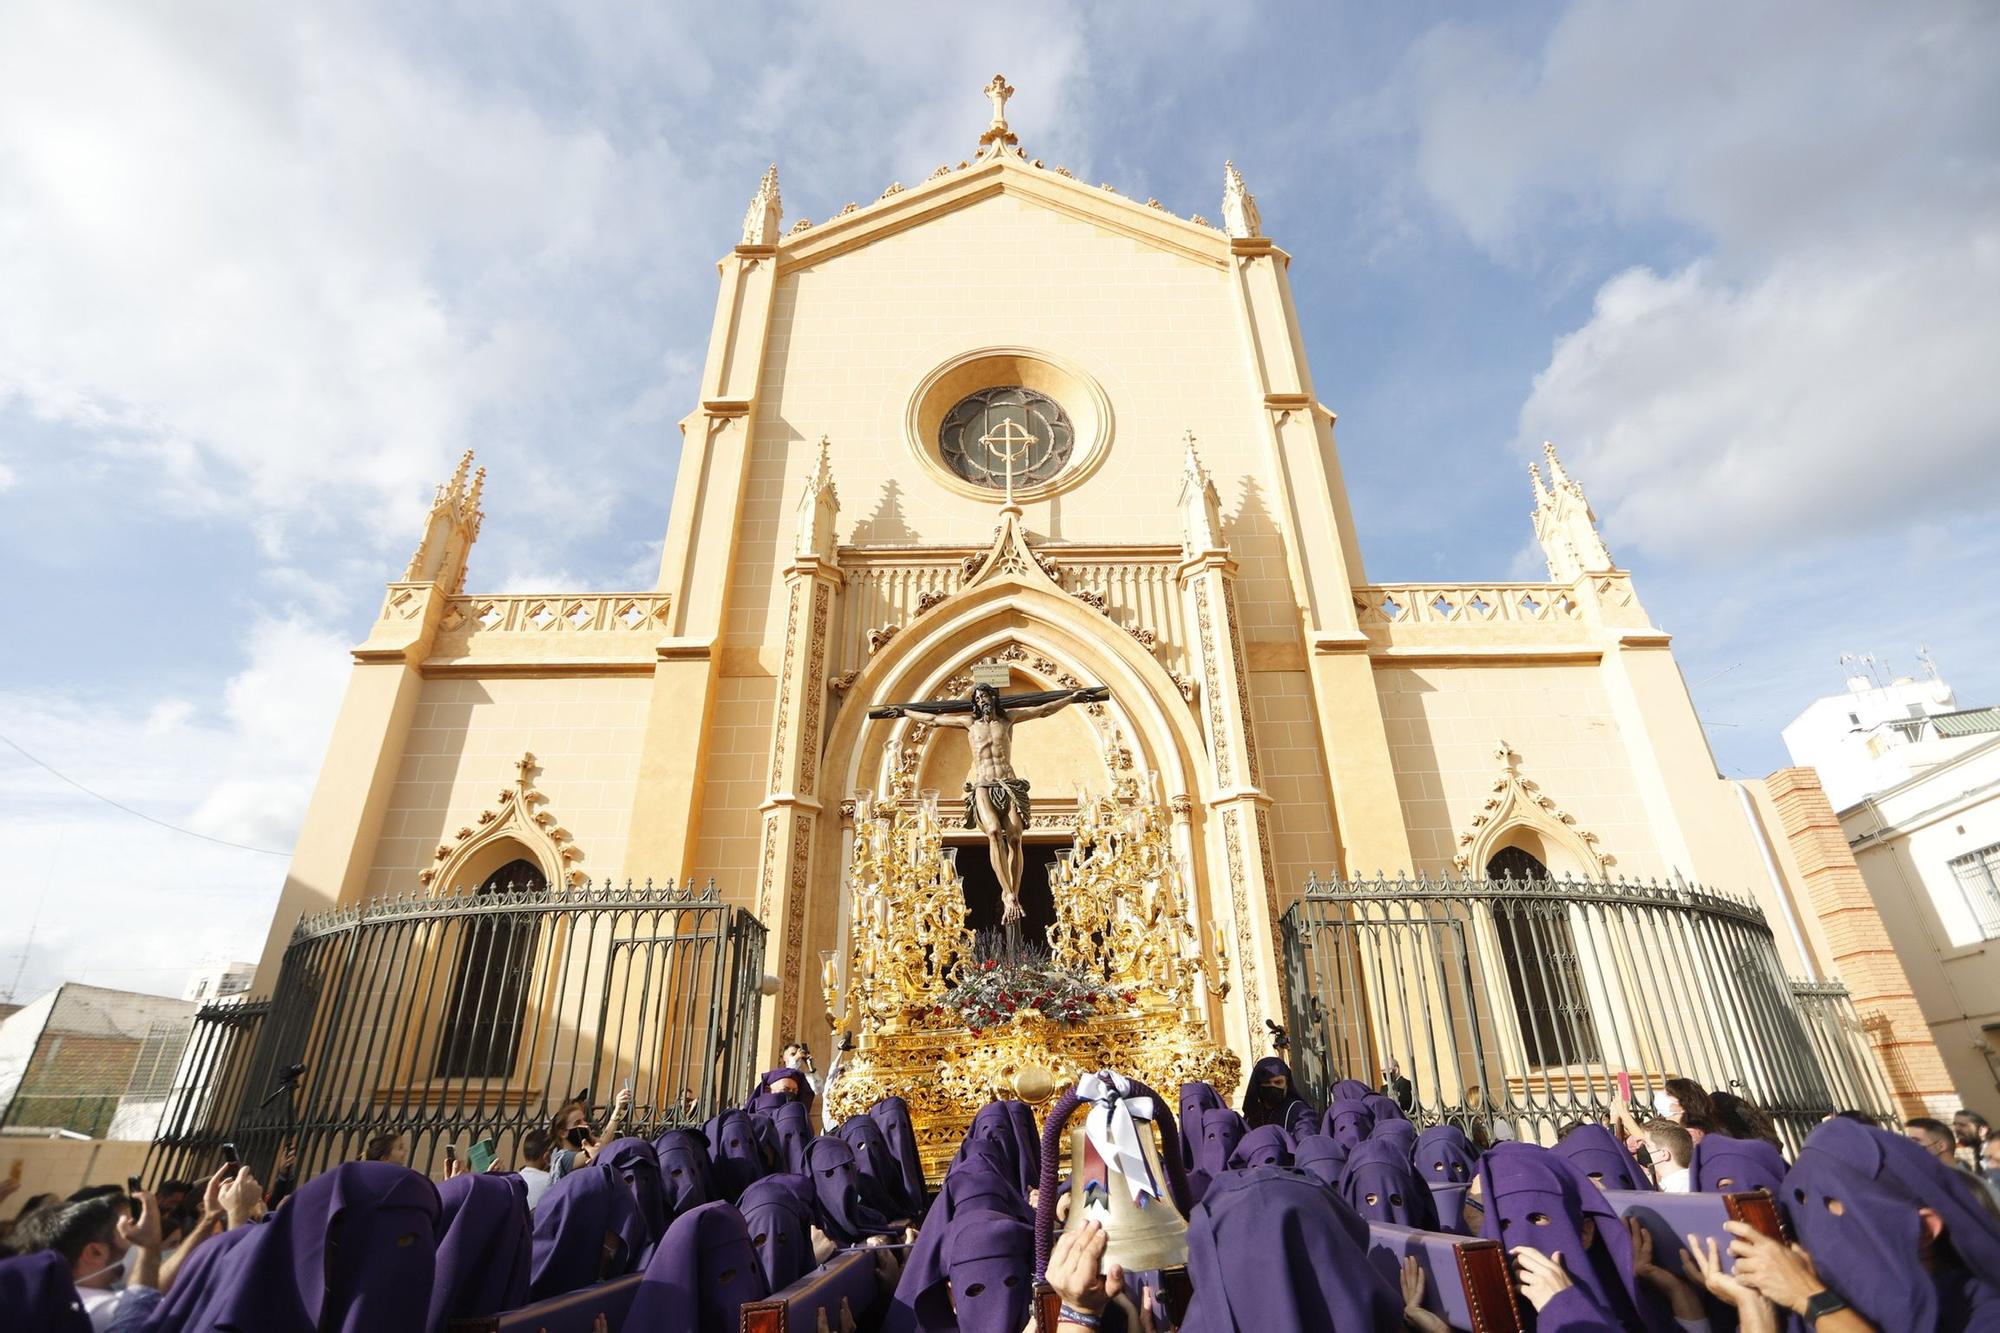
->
[14,1193,163,1331]
[1239,1056,1308,1130]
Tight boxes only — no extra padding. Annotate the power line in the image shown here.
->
[0,732,290,857]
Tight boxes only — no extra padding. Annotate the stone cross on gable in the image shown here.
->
[984,74,1014,125]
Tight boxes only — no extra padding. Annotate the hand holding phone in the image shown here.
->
[127,1175,144,1196]
[220,1142,240,1166]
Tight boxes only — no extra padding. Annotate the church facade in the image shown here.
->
[248,81,1955,1123]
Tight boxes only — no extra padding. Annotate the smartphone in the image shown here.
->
[127,1175,144,1196]
[445,1144,458,1164]
[467,1138,498,1175]
[220,1142,240,1166]
[566,1126,590,1149]
[1614,1072,1634,1102]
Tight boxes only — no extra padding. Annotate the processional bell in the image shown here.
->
[1059,1085,1190,1273]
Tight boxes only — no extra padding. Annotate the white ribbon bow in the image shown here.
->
[1077,1069,1159,1205]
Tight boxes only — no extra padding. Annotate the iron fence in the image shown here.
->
[1791,980,1899,1124]
[1280,872,1891,1151]
[146,880,765,1185]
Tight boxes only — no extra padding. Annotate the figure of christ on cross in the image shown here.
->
[869,683,1108,931]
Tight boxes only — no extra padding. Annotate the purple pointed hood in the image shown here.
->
[737,1175,817,1295]
[1340,1139,1439,1230]
[595,1137,669,1262]
[805,1134,899,1245]
[1689,1133,1789,1196]
[1781,1117,2000,1332]
[529,1161,636,1298]
[1552,1124,1653,1192]
[0,1250,89,1333]
[652,1129,715,1215]
[1361,1092,1405,1123]
[625,1199,769,1331]
[207,1160,440,1333]
[771,1100,815,1175]
[1193,1107,1248,1179]
[1479,1142,1672,1333]
[1293,1134,1348,1188]
[951,1102,1022,1188]
[1179,1082,1224,1169]
[1415,1124,1479,1184]
[943,1207,1035,1333]
[1227,1123,1295,1169]
[1328,1078,1372,1105]
[838,1114,922,1221]
[709,1109,770,1201]
[428,1171,531,1331]
[140,1220,255,1333]
[885,1161,1030,1333]
[1180,1166,1404,1332]
[1283,1099,1320,1141]
[1327,1105,1373,1149]
[1368,1117,1419,1161]
[1001,1099,1041,1199]
[869,1095,928,1212]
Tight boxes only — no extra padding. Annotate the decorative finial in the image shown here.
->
[1529,441,1615,582]
[1527,459,1553,505]
[795,434,840,561]
[741,164,783,246]
[403,449,486,591]
[1179,431,1226,557]
[977,73,1023,160]
[1541,440,1575,489]
[1221,160,1262,238]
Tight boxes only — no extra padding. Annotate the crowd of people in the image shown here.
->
[1,1049,1995,1332]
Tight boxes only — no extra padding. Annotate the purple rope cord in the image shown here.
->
[1031,1074,1193,1279]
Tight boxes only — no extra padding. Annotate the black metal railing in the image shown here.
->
[1791,980,1899,1124]
[146,880,765,1184]
[1280,872,1890,1151]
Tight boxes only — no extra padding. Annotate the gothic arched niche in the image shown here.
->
[911,661,1119,816]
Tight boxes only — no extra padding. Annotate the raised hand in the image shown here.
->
[1510,1246,1573,1312]
[1683,1234,1777,1333]
[1400,1255,1449,1332]
[1047,1220,1125,1322]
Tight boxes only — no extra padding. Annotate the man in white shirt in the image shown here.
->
[20,1192,163,1331]
[1644,1119,1695,1193]
[516,1127,555,1210]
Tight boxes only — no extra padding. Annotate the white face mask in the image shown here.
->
[1652,1090,1683,1122]
[75,1242,133,1290]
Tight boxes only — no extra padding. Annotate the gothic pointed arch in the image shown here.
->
[1452,741,1612,878]
[421,752,584,891]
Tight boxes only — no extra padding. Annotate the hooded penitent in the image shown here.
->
[1360,1093,1406,1124]
[1189,1107,1248,1203]
[750,1065,814,1115]
[1552,1124,1653,1193]
[137,1221,255,1333]
[1179,1167,1404,1333]
[623,1199,770,1332]
[736,1175,818,1295]
[652,1130,715,1216]
[1226,1123,1295,1170]
[427,1171,531,1332]
[1000,1099,1041,1200]
[870,1096,929,1213]
[1328,1079,1372,1106]
[1283,1100,1320,1141]
[595,1137,670,1264]
[771,1101,815,1176]
[884,1161,1031,1333]
[838,1114,922,1221]
[1326,1105,1373,1150]
[951,1102,1023,1190]
[1688,1133,1789,1196]
[1781,1117,2000,1332]
[941,1208,1035,1333]
[206,1161,442,1333]
[1479,1142,1673,1333]
[1415,1124,1479,1185]
[1292,1134,1348,1188]
[1179,1082,1224,1169]
[1368,1118,1419,1162]
[709,1109,770,1202]
[528,1164,637,1299]
[0,1250,89,1333]
[1239,1056,1308,1130]
[1340,1139,1439,1230]
[805,1134,900,1245]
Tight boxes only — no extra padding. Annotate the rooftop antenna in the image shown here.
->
[1916,644,1940,681]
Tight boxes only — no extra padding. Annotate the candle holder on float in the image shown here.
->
[823,771,1240,1182]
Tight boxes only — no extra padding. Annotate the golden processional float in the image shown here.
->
[820,771,1241,1183]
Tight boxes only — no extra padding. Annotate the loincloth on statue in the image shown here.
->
[963,777,1031,829]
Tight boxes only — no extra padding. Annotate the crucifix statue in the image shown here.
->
[870,682,1109,933]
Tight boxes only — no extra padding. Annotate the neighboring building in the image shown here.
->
[1836,735,2000,1119]
[182,960,256,1005]
[216,80,1941,1171]
[1781,668,1995,810]
[0,984,197,1139]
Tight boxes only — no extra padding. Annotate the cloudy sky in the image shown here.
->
[2,1,1995,1000]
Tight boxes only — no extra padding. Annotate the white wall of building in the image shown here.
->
[1783,673,1977,810]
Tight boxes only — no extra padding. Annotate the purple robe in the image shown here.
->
[708,1109,769,1201]
[1180,1166,1404,1332]
[529,1162,636,1299]
[805,1134,899,1245]
[839,1114,923,1221]
[1179,1082,1224,1170]
[1479,1142,1674,1333]
[0,1250,89,1333]
[428,1170,531,1331]
[1688,1133,1789,1195]
[1327,1105,1374,1150]
[1226,1123,1295,1169]
[1282,1099,1320,1141]
[206,1160,440,1333]
[885,1163,1029,1333]
[869,1095,929,1213]
[651,1129,715,1215]
[1360,1092,1406,1123]
[1415,1124,1479,1184]
[941,1208,1034,1333]
[768,1101,813,1175]
[1000,1099,1041,1200]
[737,1175,817,1295]
[1781,1116,2000,1332]
[140,1220,255,1333]
[1328,1078,1372,1105]
[1293,1134,1348,1188]
[1240,1056,1309,1130]
[1341,1138,1440,1230]
[595,1137,669,1264]
[1552,1123,1653,1192]
[624,1199,769,1331]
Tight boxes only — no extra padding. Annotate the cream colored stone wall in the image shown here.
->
[365,676,655,896]
[729,192,1292,651]
[1376,662,1663,876]
[1249,666,1344,889]
[692,672,779,908]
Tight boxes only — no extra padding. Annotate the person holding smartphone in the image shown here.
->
[549,1086,632,1182]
